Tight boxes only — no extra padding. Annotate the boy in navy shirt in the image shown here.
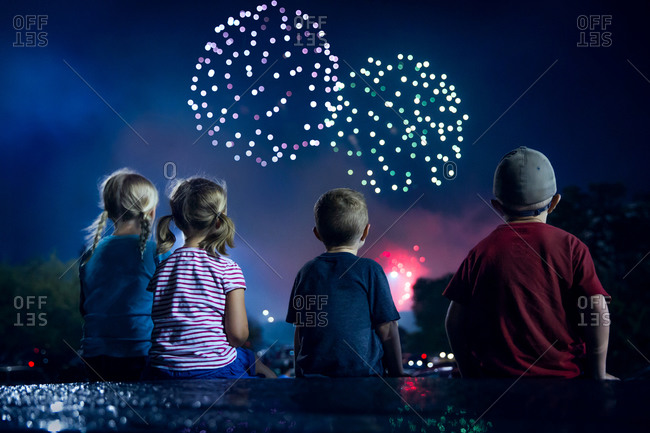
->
[286,188,403,377]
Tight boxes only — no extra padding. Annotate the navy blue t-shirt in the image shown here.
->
[286,252,400,377]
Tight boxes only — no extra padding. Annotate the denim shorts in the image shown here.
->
[142,347,257,380]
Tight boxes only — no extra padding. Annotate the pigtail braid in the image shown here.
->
[200,213,236,256]
[83,210,108,263]
[138,213,152,260]
[156,215,176,255]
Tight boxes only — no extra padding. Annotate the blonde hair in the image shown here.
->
[84,168,159,261]
[314,188,368,248]
[157,177,235,256]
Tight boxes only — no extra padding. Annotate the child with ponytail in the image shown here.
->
[143,177,275,379]
[79,168,166,381]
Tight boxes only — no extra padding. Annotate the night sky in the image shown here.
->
[2,0,649,337]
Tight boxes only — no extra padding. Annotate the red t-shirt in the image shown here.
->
[443,222,609,378]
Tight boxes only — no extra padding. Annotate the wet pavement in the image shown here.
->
[0,378,647,432]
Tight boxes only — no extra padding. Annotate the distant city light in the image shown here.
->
[47,420,63,433]
[262,309,269,316]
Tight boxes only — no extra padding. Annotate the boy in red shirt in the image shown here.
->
[444,147,615,379]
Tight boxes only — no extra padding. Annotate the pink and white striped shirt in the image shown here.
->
[147,247,246,370]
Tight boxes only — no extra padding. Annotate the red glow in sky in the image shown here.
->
[376,244,429,311]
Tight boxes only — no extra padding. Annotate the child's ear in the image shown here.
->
[547,194,561,214]
[491,199,505,216]
[360,223,370,241]
[313,227,323,242]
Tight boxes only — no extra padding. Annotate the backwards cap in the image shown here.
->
[493,146,556,216]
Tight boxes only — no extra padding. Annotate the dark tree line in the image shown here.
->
[552,184,650,377]
[0,255,82,379]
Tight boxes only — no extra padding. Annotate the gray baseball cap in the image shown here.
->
[493,146,557,210]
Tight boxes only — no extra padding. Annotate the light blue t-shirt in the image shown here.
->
[79,235,168,357]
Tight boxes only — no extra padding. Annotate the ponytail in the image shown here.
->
[84,210,108,263]
[200,213,236,256]
[156,215,176,255]
[138,213,152,260]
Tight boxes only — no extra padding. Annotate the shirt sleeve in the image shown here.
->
[368,261,400,327]
[285,272,300,324]
[442,253,473,305]
[573,241,610,300]
[146,272,157,292]
[222,260,247,293]
[146,258,161,293]
[155,250,172,266]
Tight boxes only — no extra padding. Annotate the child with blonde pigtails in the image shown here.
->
[143,177,275,379]
[79,168,167,382]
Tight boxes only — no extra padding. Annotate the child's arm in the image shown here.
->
[376,320,404,377]
[224,288,249,347]
[445,301,480,377]
[254,357,277,378]
[293,326,302,369]
[580,294,617,380]
[79,283,86,316]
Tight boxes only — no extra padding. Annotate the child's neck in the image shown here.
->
[326,245,359,255]
[183,233,207,248]
[113,220,141,236]
[506,214,548,224]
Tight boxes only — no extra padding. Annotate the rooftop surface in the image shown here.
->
[1,377,648,433]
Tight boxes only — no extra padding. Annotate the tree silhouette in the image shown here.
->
[550,183,650,377]
[0,255,82,379]
[405,275,453,355]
